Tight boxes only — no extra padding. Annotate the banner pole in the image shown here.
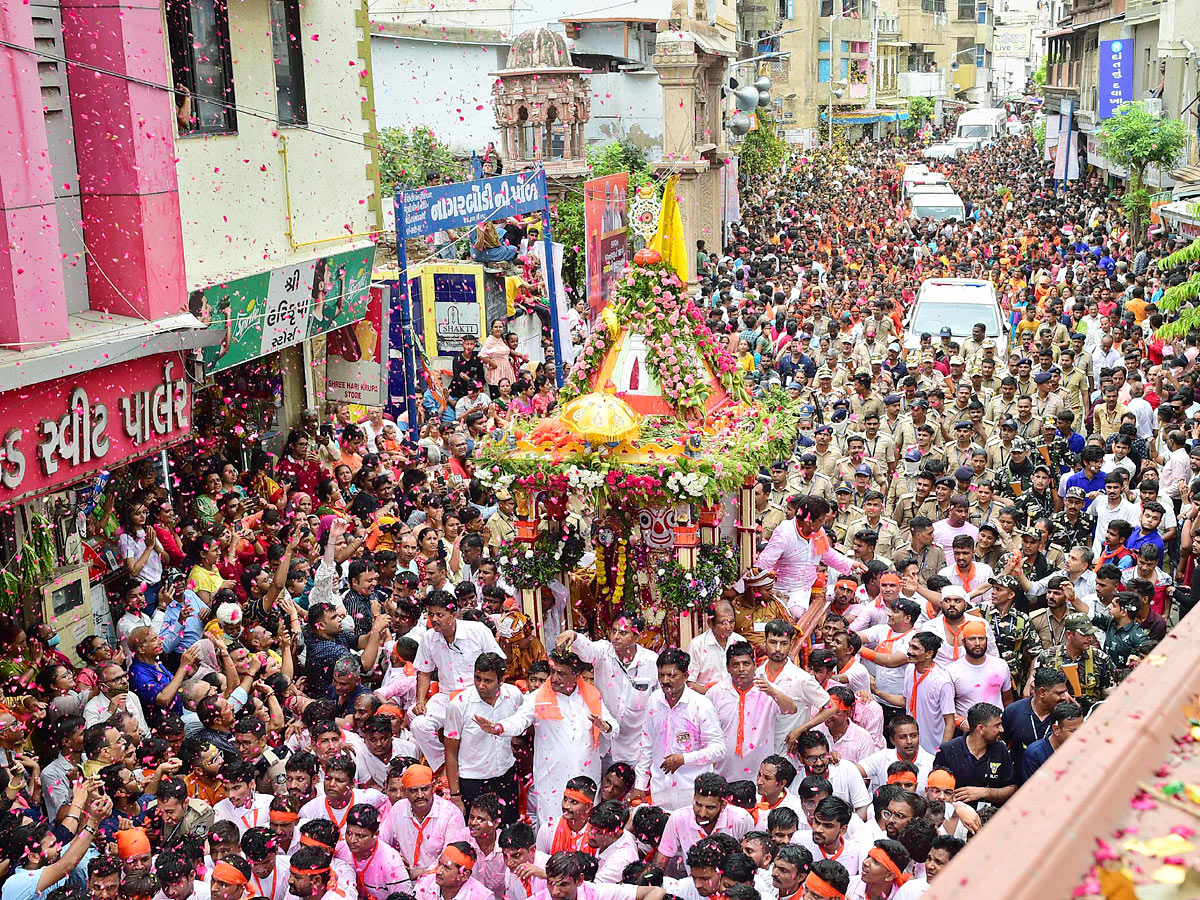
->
[539,170,566,388]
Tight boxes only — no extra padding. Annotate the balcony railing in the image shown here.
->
[899,69,945,96]
[1047,58,1081,88]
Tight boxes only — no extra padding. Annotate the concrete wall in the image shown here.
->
[372,36,506,156]
[586,72,664,160]
[371,0,515,33]
[172,0,377,289]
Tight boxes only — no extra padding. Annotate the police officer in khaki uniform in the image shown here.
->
[486,488,518,552]
[831,482,863,552]
[813,424,841,480]
[848,372,887,423]
[790,452,835,503]
[845,490,900,560]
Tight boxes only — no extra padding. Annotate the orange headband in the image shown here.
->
[835,579,858,590]
[804,873,845,899]
[269,810,300,824]
[212,863,250,886]
[401,764,434,788]
[563,789,595,806]
[300,835,334,851]
[927,769,956,790]
[377,704,404,718]
[963,620,987,638]
[867,847,911,886]
[887,771,918,786]
[290,865,331,877]
[116,828,151,859]
[442,847,475,871]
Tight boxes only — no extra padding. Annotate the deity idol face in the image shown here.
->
[637,506,677,552]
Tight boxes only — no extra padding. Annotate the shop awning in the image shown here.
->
[821,108,910,123]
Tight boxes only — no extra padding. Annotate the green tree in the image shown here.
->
[1098,102,1187,245]
[378,125,466,191]
[1154,203,1200,339]
[1032,58,1047,89]
[906,97,935,134]
[737,108,787,178]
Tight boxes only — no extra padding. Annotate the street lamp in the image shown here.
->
[822,6,858,147]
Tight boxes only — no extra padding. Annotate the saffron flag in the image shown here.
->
[649,175,688,289]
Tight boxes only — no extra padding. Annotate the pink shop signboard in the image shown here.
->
[0,352,193,505]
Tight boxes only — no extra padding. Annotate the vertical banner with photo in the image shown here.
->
[325,283,390,405]
[584,173,629,321]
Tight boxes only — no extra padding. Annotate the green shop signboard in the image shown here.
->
[195,246,377,374]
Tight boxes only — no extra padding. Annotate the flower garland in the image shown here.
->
[653,540,741,611]
[475,387,801,507]
[496,524,585,590]
[559,261,745,411]
[595,538,629,606]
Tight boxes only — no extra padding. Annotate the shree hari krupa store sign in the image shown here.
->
[0,352,193,503]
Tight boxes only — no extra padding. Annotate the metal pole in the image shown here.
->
[829,13,835,146]
[537,170,567,388]
[390,189,420,437]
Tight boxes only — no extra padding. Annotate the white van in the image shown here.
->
[953,108,1007,148]
[910,191,965,222]
[903,278,1007,357]
[902,167,949,203]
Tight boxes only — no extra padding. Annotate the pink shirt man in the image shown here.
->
[657,803,754,864]
[380,794,469,872]
[707,682,783,782]
[947,654,1013,717]
[755,519,855,612]
[412,872,496,900]
[352,839,411,900]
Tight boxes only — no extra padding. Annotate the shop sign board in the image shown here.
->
[195,246,376,374]
[325,283,391,406]
[0,353,193,504]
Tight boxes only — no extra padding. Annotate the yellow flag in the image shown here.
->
[649,175,688,289]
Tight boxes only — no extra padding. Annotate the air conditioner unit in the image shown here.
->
[1142,98,1163,116]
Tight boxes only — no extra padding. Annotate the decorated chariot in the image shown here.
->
[475,254,801,647]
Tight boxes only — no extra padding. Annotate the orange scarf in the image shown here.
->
[550,816,596,856]
[955,560,976,589]
[533,679,604,746]
[800,520,830,556]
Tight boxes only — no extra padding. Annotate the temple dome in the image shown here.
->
[505,27,573,69]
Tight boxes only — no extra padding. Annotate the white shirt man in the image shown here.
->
[490,680,617,823]
[83,688,150,737]
[1090,493,1140,556]
[857,745,935,793]
[411,619,505,770]
[563,628,659,765]
[593,831,641,884]
[443,682,524,781]
[903,659,956,756]
[213,792,274,834]
[757,658,830,753]
[636,687,726,812]
[686,628,747,691]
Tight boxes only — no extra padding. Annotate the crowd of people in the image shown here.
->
[2,124,1198,900]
